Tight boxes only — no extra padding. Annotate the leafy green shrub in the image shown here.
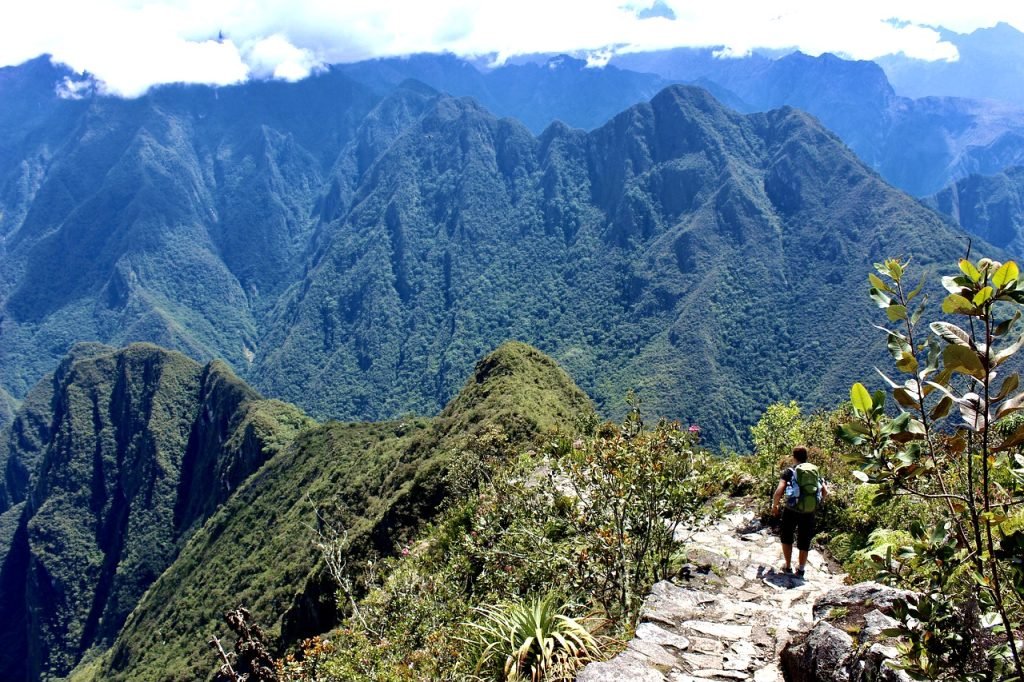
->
[464,594,602,682]
[553,398,724,620]
[840,256,1024,680]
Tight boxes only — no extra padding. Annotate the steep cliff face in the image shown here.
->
[926,165,1024,259]
[0,344,310,681]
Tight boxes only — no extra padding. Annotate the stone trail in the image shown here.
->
[578,505,848,682]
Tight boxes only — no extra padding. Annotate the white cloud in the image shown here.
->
[1,0,1022,96]
[244,34,321,81]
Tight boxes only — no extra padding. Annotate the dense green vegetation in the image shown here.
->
[271,399,728,681]
[66,342,593,681]
[0,344,309,681]
[0,58,1003,448]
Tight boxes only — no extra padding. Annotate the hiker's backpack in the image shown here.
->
[784,463,822,513]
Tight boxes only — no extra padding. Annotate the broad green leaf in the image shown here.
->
[893,387,917,408]
[895,351,918,374]
[942,293,975,315]
[992,260,1019,288]
[851,383,873,414]
[909,302,925,326]
[870,289,892,309]
[868,272,890,292]
[943,345,986,378]
[906,274,927,303]
[959,393,986,431]
[872,390,886,411]
[930,395,954,420]
[995,372,1019,399]
[887,337,911,363]
[960,258,982,282]
[942,275,967,294]
[972,286,993,305]
[852,470,869,483]
[993,311,1021,337]
[885,304,907,322]
[836,423,870,445]
[886,259,904,280]
[929,321,971,347]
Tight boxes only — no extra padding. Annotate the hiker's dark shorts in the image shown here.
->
[780,508,816,551]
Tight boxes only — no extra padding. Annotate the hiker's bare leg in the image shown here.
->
[797,549,808,570]
[781,543,793,569]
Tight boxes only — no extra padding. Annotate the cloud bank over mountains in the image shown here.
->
[2,0,1022,97]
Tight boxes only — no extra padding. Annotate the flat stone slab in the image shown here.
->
[628,638,682,669]
[753,664,781,682]
[576,501,849,682]
[578,656,667,681]
[692,669,748,680]
[636,622,691,652]
[682,620,753,640]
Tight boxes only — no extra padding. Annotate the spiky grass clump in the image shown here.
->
[466,594,602,681]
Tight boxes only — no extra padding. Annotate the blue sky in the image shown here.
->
[2,0,1022,97]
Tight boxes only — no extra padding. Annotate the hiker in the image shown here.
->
[771,446,827,577]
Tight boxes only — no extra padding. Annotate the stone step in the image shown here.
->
[577,502,847,682]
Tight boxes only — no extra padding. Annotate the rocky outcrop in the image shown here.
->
[577,508,847,681]
[780,583,915,682]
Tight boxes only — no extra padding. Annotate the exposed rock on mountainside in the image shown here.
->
[926,166,1024,258]
[780,583,917,682]
[0,344,310,681]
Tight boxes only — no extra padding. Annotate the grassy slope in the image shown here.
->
[85,341,592,681]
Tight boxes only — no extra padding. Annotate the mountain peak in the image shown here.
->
[438,342,594,437]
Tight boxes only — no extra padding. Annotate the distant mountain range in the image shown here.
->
[877,22,1024,107]
[336,46,1024,197]
[0,57,989,447]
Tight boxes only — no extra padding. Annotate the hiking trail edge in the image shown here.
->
[577,503,847,681]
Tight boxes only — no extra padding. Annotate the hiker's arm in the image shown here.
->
[820,480,829,502]
[771,479,786,516]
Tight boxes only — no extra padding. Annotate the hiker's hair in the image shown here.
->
[792,446,809,463]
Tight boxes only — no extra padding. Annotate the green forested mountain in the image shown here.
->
[0,60,998,446]
[0,343,311,681]
[0,60,380,398]
[254,84,982,444]
[926,165,1024,258]
[0,340,591,681]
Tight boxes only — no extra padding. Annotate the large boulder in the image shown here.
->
[781,583,913,682]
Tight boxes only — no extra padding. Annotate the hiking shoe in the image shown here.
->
[795,566,806,578]
[779,565,793,575]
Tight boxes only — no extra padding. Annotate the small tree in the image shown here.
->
[554,397,721,620]
[840,256,1024,680]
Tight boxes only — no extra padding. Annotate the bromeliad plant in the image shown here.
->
[839,257,1024,681]
[465,594,602,681]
